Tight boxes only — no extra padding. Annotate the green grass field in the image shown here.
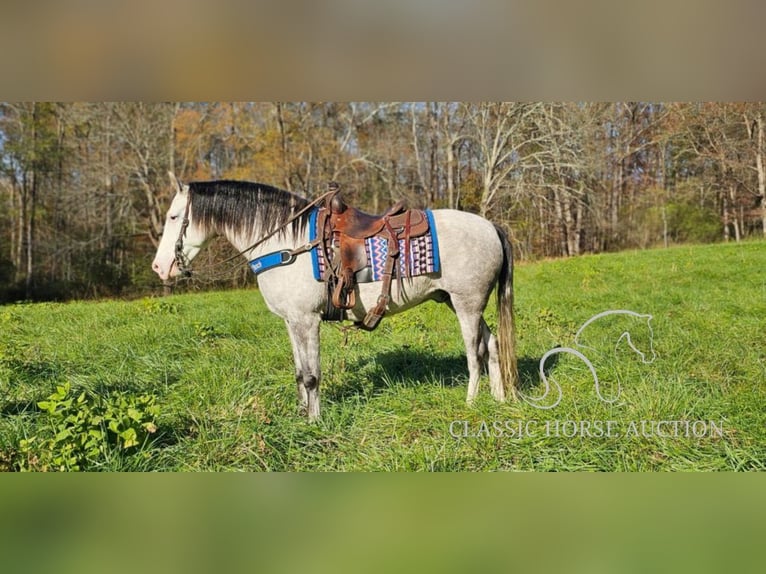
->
[1,241,764,471]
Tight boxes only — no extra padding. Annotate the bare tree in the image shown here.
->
[2,101,766,302]
[743,104,766,237]
[110,102,176,245]
[458,103,550,217]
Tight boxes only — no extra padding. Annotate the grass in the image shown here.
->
[1,241,765,471]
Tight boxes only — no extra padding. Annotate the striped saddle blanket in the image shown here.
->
[308,209,441,283]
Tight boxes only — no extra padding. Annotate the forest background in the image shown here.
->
[1,102,763,301]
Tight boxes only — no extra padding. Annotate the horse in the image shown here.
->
[522,310,657,410]
[152,173,518,421]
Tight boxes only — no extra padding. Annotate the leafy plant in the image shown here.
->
[536,307,575,341]
[17,383,160,471]
[193,321,221,343]
[139,297,179,315]
[389,313,429,341]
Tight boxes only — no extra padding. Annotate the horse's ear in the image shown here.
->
[168,171,185,195]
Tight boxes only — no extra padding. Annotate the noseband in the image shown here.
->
[173,198,193,278]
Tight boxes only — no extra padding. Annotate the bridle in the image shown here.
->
[173,197,193,277]
[172,186,337,280]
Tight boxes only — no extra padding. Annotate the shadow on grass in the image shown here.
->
[328,348,556,401]
[0,400,42,416]
[1,358,63,382]
[89,375,182,398]
[375,350,467,387]
[150,415,198,449]
[518,352,560,393]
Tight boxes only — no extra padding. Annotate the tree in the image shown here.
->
[458,102,550,218]
[0,102,65,297]
[110,102,177,245]
[2,101,766,302]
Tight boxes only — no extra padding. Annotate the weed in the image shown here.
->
[15,383,160,471]
[139,297,179,315]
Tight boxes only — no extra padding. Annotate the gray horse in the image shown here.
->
[152,173,518,420]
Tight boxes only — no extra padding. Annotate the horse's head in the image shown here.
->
[574,310,657,365]
[151,172,210,281]
[617,313,657,365]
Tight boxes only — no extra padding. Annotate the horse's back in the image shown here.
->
[430,209,505,291]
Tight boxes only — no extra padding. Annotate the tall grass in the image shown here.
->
[1,241,764,471]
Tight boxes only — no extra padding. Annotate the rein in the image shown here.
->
[173,189,335,280]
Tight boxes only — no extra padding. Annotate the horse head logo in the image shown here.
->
[521,310,657,410]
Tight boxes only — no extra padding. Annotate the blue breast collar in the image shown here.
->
[248,250,297,276]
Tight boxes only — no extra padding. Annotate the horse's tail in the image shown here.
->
[494,224,519,399]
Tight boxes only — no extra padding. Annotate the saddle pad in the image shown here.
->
[309,208,441,283]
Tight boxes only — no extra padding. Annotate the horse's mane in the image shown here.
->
[188,180,310,239]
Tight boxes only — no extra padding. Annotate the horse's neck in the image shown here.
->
[224,225,301,260]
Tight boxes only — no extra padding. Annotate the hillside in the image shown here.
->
[1,241,764,471]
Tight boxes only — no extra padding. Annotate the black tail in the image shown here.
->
[494,224,519,398]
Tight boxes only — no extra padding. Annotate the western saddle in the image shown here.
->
[316,182,430,330]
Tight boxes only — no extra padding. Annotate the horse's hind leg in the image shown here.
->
[480,318,505,401]
[450,298,485,404]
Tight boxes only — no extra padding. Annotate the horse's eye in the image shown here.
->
[169,215,178,221]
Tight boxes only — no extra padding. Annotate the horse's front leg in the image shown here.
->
[285,320,308,412]
[285,314,322,421]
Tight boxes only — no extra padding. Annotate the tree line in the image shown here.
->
[1,102,764,301]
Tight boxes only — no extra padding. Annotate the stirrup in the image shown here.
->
[331,269,356,310]
[357,311,384,331]
[357,294,388,331]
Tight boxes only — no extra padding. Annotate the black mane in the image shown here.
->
[188,180,310,239]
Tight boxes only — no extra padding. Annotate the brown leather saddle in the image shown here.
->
[316,182,430,330]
